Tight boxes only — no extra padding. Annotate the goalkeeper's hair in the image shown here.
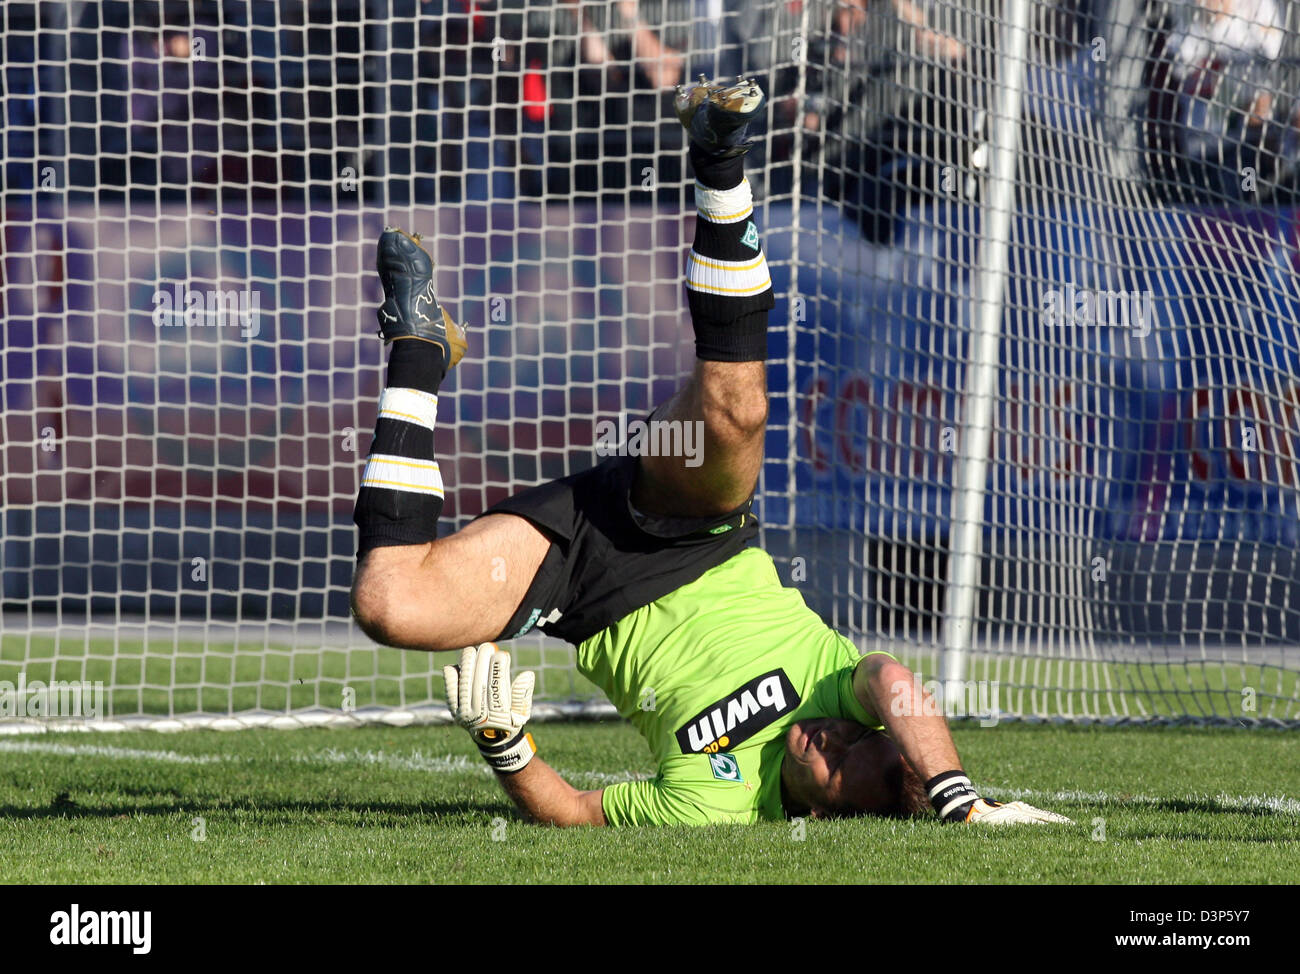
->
[830,750,930,821]
[785,736,931,821]
[886,757,932,819]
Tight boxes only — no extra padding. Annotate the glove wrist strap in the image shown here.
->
[925,770,980,822]
[476,728,537,774]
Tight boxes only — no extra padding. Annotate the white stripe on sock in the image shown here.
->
[378,387,439,430]
[360,454,444,496]
[686,250,772,296]
[695,177,755,224]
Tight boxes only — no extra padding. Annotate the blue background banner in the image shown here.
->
[4,201,1300,616]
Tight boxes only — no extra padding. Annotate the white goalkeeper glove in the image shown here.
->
[927,771,1072,825]
[443,643,537,773]
[962,798,1074,826]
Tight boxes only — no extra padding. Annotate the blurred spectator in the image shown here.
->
[127,16,222,194]
[616,1,686,89]
[60,0,227,199]
[503,0,705,200]
[1146,0,1300,202]
[799,0,981,244]
[1167,0,1284,72]
[34,0,1298,214]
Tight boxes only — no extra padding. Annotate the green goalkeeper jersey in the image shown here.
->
[579,546,881,826]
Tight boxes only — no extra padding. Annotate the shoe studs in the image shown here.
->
[382,225,422,244]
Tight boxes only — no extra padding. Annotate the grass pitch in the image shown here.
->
[7,630,1299,726]
[2,722,1297,884]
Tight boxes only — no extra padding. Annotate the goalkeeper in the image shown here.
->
[349,78,1070,828]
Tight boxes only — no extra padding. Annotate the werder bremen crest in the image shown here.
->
[708,752,743,782]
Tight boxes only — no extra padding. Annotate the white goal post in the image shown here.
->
[2,0,1300,731]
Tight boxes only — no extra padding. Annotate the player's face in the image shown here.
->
[781,717,903,818]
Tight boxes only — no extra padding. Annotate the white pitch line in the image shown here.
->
[303,747,492,777]
[301,747,645,787]
[0,740,645,788]
[989,786,1300,817]
[10,741,1287,811]
[0,739,230,765]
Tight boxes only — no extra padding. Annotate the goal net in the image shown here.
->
[2,0,1299,730]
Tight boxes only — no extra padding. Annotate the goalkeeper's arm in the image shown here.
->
[494,758,607,827]
[444,643,606,827]
[852,652,962,783]
[852,652,1071,825]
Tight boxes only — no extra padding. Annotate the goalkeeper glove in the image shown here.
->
[962,798,1074,825]
[926,771,1073,825]
[443,643,537,773]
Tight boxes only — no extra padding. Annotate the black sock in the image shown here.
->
[690,143,746,191]
[353,338,449,557]
[685,152,774,363]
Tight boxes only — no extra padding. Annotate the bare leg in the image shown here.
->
[353,78,774,649]
[351,229,551,653]
[350,513,550,652]
[632,360,767,517]
[635,79,774,517]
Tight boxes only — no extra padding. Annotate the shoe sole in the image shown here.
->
[675,76,763,127]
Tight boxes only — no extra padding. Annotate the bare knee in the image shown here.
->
[711,392,768,442]
[349,518,548,652]
[699,361,768,443]
[349,570,391,645]
[350,554,403,646]
[350,545,447,650]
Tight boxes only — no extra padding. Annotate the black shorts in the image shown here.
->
[478,454,759,645]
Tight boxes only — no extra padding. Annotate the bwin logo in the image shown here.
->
[675,669,799,754]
